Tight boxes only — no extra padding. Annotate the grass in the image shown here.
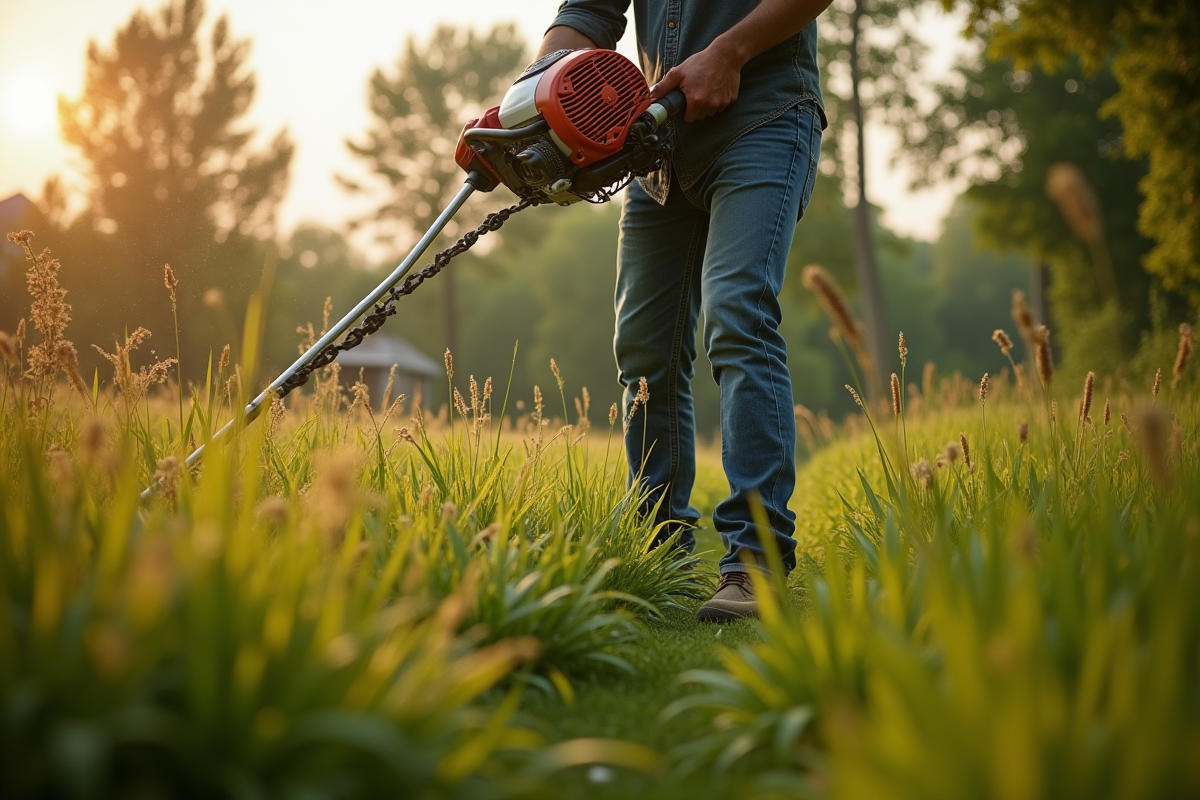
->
[3,230,1199,798]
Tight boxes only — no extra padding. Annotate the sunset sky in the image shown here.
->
[0,0,967,251]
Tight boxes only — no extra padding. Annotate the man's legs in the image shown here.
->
[614,178,707,549]
[692,103,823,578]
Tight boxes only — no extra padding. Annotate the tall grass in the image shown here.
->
[0,232,701,795]
[670,321,1200,798]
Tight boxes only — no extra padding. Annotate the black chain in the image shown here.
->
[275,198,536,399]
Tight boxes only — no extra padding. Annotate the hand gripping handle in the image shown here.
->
[646,89,687,125]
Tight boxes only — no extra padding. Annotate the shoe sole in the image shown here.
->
[695,602,758,623]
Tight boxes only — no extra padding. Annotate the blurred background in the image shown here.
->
[1,0,1195,437]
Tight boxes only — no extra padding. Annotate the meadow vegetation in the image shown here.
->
[2,230,1197,799]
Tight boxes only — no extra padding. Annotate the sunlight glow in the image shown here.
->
[1,74,58,135]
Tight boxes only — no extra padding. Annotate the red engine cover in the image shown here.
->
[534,50,651,167]
[454,105,504,188]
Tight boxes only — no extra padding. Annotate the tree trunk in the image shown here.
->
[849,0,889,399]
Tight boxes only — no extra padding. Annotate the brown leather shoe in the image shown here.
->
[695,571,758,622]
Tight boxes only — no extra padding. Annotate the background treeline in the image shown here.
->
[1,0,1195,436]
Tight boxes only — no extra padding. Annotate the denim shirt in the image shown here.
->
[550,0,826,204]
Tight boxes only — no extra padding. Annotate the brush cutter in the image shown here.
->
[143,49,685,499]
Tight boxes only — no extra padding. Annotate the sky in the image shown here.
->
[0,0,968,249]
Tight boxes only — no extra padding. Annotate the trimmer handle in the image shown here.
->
[649,89,687,123]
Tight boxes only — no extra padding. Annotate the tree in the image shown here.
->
[341,24,527,361]
[900,50,1162,375]
[816,0,932,395]
[948,0,1200,308]
[262,225,377,375]
[56,0,292,373]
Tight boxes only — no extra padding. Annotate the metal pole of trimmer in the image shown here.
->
[140,172,488,501]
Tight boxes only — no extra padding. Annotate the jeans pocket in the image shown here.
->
[797,105,822,219]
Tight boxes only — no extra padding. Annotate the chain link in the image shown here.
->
[275,197,536,399]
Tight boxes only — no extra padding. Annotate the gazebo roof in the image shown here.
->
[334,332,441,376]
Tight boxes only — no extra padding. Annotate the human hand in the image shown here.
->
[649,41,743,123]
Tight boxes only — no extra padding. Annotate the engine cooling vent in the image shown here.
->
[558,51,649,147]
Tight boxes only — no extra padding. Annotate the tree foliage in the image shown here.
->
[901,52,1158,368]
[49,0,292,375]
[948,0,1200,307]
[340,25,527,358]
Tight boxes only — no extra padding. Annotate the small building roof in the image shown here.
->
[0,193,33,224]
[334,332,441,376]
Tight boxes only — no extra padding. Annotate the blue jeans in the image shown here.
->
[615,103,822,576]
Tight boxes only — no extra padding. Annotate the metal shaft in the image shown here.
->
[141,179,478,500]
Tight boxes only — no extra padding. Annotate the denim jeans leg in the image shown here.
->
[614,179,707,549]
[692,105,822,575]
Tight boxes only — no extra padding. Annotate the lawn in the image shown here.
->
[3,232,1199,798]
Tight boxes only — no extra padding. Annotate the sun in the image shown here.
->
[1,74,58,136]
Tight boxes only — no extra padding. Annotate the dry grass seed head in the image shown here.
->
[802,265,865,352]
[163,264,178,303]
[10,233,86,391]
[1081,371,1095,422]
[309,449,366,550]
[624,378,650,427]
[352,380,370,412]
[845,384,864,409]
[269,392,286,433]
[1152,367,1162,399]
[1033,325,1054,388]
[256,497,290,527]
[922,362,936,397]
[979,373,990,406]
[910,458,933,488]
[92,328,174,403]
[1045,162,1103,243]
[56,340,89,401]
[1134,405,1169,486]
[1011,290,1036,344]
[154,456,181,501]
[992,329,1014,356]
[609,402,618,426]
[891,373,901,417]
[79,415,109,464]
[959,432,972,470]
[898,331,908,367]
[1173,323,1193,391]
[0,331,16,367]
[381,364,398,412]
[1104,399,1111,427]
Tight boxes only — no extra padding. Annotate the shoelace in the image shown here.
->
[718,571,753,591]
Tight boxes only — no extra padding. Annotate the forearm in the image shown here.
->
[711,0,834,70]
[535,25,600,60]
